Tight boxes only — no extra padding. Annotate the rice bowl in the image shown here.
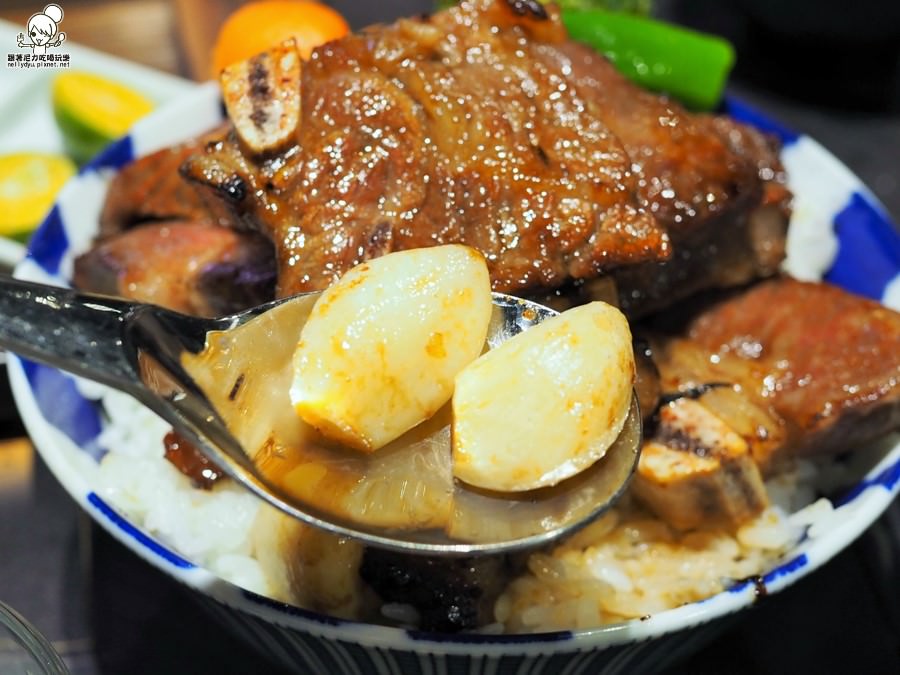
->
[74,380,867,634]
[8,80,900,673]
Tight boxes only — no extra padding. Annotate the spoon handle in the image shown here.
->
[0,275,143,395]
[0,275,261,475]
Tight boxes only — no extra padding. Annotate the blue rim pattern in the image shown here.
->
[827,193,900,300]
[87,492,196,569]
[721,97,801,146]
[10,84,900,665]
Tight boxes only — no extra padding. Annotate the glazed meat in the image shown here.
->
[92,0,789,312]
[644,277,900,481]
[627,278,900,530]
[684,278,900,458]
[179,0,786,305]
[183,0,667,298]
[557,45,790,316]
[73,221,276,317]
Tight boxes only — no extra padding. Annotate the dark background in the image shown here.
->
[1,1,898,673]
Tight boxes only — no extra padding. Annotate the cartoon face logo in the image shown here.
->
[16,4,67,55]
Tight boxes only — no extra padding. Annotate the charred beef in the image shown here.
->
[633,397,769,530]
[631,278,900,529]
[648,277,900,465]
[556,43,790,316]
[183,0,673,298]
[96,0,789,316]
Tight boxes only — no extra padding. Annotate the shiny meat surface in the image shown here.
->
[163,431,225,490]
[647,278,900,466]
[558,44,791,315]
[183,0,678,298]
[630,278,899,528]
[97,0,789,311]
[684,278,900,457]
[72,221,276,317]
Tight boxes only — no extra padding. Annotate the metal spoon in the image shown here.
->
[0,276,640,556]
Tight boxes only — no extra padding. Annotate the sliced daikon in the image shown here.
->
[452,301,634,492]
[290,245,492,452]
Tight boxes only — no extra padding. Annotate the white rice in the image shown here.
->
[495,469,835,633]
[84,383,839,632]
[85,384,270,597]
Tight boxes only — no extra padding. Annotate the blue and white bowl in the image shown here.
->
[8,83,900,674]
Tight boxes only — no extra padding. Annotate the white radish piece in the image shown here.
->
[290,245,492,453]
[452,302,634,492]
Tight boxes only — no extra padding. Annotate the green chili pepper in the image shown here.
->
[562,9,735,110]
[435,0,651,12]
[545,0,651,12]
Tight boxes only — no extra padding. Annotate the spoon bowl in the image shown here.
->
[0,275,640,555]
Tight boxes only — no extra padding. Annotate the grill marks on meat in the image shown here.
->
[631,278,900,530]
[649,337,789,473]
[98,0,789,311]
[85,126,278,317]
[221,40,303,155]
[182,0,671,298]
[633,398,769,530]
[647,277,900,470]
[336,279,900,627]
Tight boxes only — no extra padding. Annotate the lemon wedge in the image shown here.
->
[52,71,154,164]
[0,153,76,240]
